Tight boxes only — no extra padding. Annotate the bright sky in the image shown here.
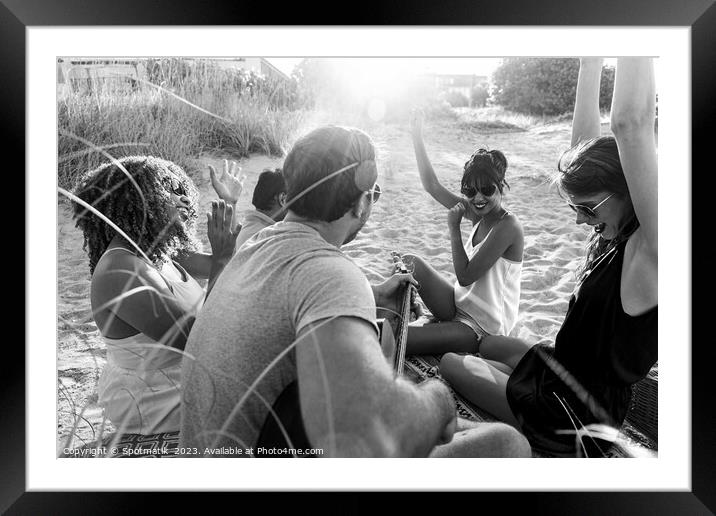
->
[266,57,620,79]
[266,57,503,78]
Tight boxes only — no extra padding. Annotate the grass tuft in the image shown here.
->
[58,60,307,190]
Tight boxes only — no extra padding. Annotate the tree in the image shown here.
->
[491,58,615,116]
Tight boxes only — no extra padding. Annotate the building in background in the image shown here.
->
[57,58,144,96]
[57,57,290,97]
[210,58,289,83]
[428,73,488,106]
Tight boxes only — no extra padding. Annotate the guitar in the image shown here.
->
[388,251,414,377]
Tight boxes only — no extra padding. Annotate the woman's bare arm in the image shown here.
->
[610,57,658,259]
[448,206,522,286]
[175,200,240,296]
[92,253,195,350]
[410,109,466,210]
[571,57,604,147]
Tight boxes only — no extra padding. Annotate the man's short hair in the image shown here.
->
[283,126,376,222]
[252,168,286,211]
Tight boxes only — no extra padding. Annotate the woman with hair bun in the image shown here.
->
[71,156,241,435]
[402,109,524,358]
[440,58,658,457]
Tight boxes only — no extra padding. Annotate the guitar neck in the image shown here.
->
[391,255,412,376]
[392,283,412,376]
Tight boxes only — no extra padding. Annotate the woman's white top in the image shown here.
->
[453,221,522,336]
[96,248,205,434]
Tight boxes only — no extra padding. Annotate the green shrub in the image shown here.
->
[443,91,470,108]
[491,58,614,116]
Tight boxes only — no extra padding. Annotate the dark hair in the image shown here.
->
[71,155,201,274]
[556,136,639,280]
[461,148,510,194]
[252,168,286,211]
[283,125,375,222]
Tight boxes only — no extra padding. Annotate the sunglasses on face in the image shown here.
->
[567,193,614,219]
[461,183,497,198]
[166,178,187,197]
[367,183,381,204]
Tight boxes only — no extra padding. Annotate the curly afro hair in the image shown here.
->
[71,155,202,274]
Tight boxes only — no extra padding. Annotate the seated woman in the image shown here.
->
[71,156,240,435]
[403,109,524,358]
[439,58,658,457]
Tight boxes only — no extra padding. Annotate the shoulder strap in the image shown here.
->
[103,246,134,255]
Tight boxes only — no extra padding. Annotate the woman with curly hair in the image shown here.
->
[72,155,241,435]
[439,58,658,457]
[401,109,524,356]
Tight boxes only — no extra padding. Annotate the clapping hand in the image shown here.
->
[447,202,466,228]
[409,108,425,138]
[209,160,246,206]
[207,199,240,261]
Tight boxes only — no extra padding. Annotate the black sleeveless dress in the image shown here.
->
[506,240,657,457]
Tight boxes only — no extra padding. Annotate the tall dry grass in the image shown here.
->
[58,59,307,190]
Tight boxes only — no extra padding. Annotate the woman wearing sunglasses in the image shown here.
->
[404,109,524,358]
[71,156,242,436]
[440,58,658,457]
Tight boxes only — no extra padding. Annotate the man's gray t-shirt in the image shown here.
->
[180,221,378,455]
[233,209,275,253]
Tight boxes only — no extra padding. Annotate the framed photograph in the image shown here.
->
[8,0,712,511]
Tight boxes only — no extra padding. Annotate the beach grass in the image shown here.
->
[453,106,568,132]
[58,62,308,190]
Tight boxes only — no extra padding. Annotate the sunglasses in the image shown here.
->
[166,178,187,197]
[567,193,614,219]
[367,183,381,204]
[461,183,497,198]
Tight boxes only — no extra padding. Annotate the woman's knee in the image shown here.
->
[439,352,483,382]
[438,352,461,378]
[402,253,426,277]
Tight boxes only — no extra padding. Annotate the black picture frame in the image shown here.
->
[8,0,712,512]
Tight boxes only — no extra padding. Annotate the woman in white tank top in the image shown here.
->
[403,110,524,359]
[71,156,242,434]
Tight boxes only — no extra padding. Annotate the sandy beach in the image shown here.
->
[57,114,595,450]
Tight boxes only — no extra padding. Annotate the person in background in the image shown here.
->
[234,167,287,252]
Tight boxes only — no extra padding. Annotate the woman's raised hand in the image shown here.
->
[571,58,605,147]
[409,108,425,138]
[207,199,240,261]
[579,57,604,66]
[209,160,246,205]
